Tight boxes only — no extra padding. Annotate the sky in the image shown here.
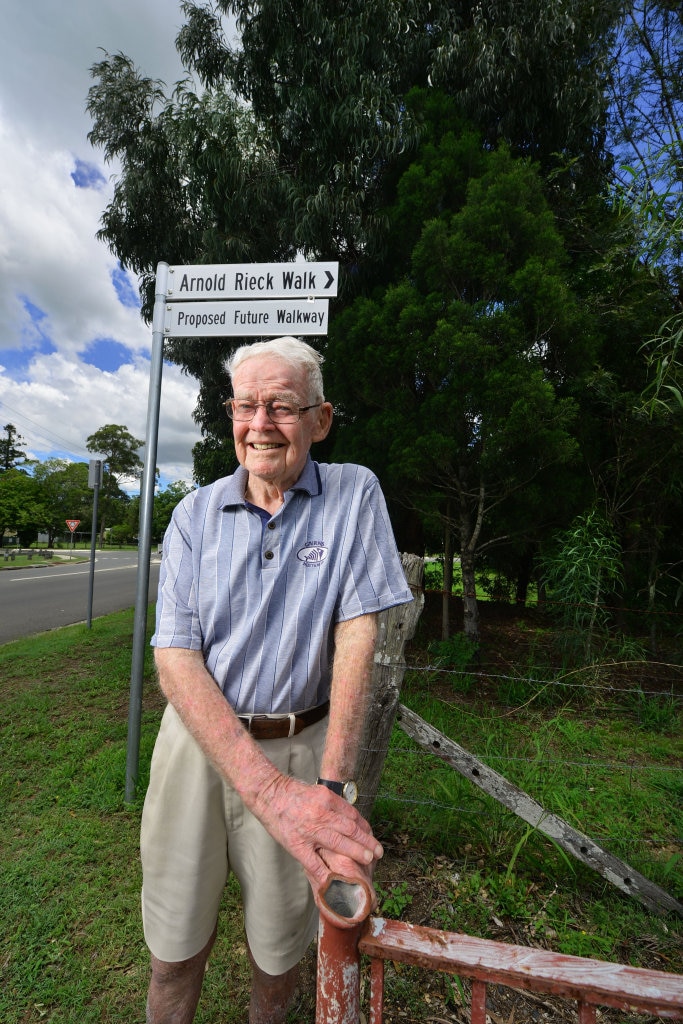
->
[0,1,234,488]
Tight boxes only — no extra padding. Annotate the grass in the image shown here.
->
[0,612,254,1024]
[373,670,682,972]
[1,608,682,1023]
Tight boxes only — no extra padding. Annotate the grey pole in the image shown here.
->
[86,460,102,629]
[125,262,169,803]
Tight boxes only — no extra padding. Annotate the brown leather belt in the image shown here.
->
[238,701,329,740]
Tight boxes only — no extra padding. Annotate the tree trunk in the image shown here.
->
[460,546,479,643]
[354,554,424,821]
[515,544,535,605]
[442,508,453,641]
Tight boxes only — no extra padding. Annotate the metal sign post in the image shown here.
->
[66,519,80,559]
[86,460,103,629]
[125,259,337,802]
[125,262,168,803]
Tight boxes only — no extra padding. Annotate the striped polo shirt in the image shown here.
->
[152,457,413,714]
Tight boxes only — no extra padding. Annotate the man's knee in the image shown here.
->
[148,928,216,1008]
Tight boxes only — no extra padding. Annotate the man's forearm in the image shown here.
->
[319,613,377,781]
[154,647,283,807]
[154,644,382,889]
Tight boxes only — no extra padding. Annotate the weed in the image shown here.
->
[428,632,479,670]
[621,686,682,733]
[375,881,413,918]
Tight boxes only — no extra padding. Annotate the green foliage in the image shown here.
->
[0,423,28,472]
[86,424,144,540]
[375,880,413,919]
[429,0,621,166]
[86,424,144,481]
[329,137,584,638]
[0,469,48,544]
[31,459,92,545]
[620,687,682,735]
[428,633,479,672]
[83,0,683,642]
[540,508,623,664]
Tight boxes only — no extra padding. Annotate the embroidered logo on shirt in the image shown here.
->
[297,541,329,566]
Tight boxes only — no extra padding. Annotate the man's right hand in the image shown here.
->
[251,772,383,901]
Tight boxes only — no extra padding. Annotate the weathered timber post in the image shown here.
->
[355,553,424,821]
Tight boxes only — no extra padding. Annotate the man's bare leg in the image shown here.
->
[248,943,300,1024]
[146,927,216,1024]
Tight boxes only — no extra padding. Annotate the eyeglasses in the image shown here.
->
[225,399,322,423]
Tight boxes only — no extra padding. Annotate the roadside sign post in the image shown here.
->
[125,259,337,802]
[87,460,103,629]
[66,519,80,559]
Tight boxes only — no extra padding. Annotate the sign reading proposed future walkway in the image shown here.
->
[166,261,338,299]
[164,298,329,337]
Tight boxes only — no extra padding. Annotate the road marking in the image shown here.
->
[9,565,139,583]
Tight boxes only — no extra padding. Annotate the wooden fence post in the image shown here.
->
[355,553,424,820]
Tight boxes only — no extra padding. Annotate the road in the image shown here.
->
[0,550,161,645]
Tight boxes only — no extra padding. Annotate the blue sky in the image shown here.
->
[0,1,215,487]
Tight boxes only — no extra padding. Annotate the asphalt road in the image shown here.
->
[0,550,161,645]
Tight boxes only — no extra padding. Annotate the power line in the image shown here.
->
[0,400,92,462]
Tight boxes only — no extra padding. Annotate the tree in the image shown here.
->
[125,479,194,546]
[608,0,682,230]
[32,460,92,547]
[0,424,28,473]
[152,480,194,541]
[86,0,620,471]
[328,139,586,641]
[428,0,621,167]
[0,470,47,547]
[86,425,143,543]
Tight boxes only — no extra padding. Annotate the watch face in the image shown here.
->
[343,780,358,805]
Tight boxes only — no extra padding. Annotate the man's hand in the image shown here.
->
[252,773,382,902]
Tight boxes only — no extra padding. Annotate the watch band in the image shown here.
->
[317,778,344,796]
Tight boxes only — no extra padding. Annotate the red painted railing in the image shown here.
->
[315,879,683,1023]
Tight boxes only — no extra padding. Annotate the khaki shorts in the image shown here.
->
[140,703,327,975]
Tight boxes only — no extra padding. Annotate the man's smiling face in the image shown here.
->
[230,354,332,496]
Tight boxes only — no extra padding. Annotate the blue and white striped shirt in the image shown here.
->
[152,458,413,714]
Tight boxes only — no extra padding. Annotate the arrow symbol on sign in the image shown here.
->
[325,271,334,289]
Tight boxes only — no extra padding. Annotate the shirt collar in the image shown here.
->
[218,456,322,509]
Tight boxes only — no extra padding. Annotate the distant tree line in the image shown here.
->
[0,423,192,548]
[86,0,683,650]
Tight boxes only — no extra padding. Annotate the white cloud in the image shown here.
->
[0,1,212,485]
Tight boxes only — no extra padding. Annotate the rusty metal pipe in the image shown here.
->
[315,874,374,1024]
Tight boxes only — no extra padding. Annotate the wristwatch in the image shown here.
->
[317,777,359,805]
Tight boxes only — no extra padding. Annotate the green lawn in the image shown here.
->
[1,608,681,1023]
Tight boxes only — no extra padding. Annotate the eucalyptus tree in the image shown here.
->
[87,0,621,485]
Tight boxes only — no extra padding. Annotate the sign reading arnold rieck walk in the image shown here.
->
[164,298,330,337]
[166,262,338,300]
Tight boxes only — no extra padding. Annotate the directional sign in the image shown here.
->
[166,262,338,300]
[164,299,330,337]
[66,519,81,533]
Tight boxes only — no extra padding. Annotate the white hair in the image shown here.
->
[226,337,325,402]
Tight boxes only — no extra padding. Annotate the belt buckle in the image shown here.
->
[246,712,297,738]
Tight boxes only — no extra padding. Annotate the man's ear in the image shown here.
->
[312,401,334,442]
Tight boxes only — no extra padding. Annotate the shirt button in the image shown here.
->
[264,551,274,560]
[267,521,276,530]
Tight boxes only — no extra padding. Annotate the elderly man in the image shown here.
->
[141,336,412,1023]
